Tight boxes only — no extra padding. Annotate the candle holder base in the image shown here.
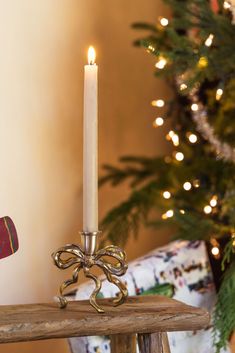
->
[52,231,128,313]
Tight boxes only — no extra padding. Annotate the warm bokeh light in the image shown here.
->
[191,103,199,111]
[183,182,192,191]
[163,191,171,199]
[205,34,214,47]
[180,83,187,91]
[88,46,96,65]
[210,196,218,207]
[152,99,165,107]
[204,205,212,214]
[193,179,200,188]
[188,133,198,143]
[175,152,184,161]
[211,246,220,256]
[153,117,164,127]
[166,209,174,217]
[155,57,167,69]
[216,88,223,101]
[160,17,169,26]
[172,134,179,146]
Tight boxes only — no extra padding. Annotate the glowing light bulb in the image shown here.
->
[211,246,220,256]
[204,205,212,214]
[188,133,198,143]
[180,83,187,91]
[224,0,231,9]
[166,209,174,218]
[210,196,218,207]
[191,103,199,112]
[183,182,192,191]
[193,179,200,188]
[153,117,164,127]
[216,88,223,101]
[205,34,214,47]
[198,56,208,69]
[172,134,179,146]
[163,191,171,199]
[155,57,167,69]
[175,152,184,161]
[166,130,175,140]
[88,46,96,65]
[151,99,165,107]
[160,17,169,26]
[147,45,155,53]
[180,209,185,214]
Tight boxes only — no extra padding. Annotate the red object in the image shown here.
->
[210,0,219,13]
[0,217,19,260]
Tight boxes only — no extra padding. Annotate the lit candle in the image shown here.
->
[83,46,98,232]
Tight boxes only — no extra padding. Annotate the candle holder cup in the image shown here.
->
[52,231,128,313]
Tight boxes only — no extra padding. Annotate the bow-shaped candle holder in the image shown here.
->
[52,231,128,313]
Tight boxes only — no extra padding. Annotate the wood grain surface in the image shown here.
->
[138,333,164,353]
[110,334,136,353]
[0,295,210,344]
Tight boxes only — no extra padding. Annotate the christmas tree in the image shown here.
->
[99,0,235,351]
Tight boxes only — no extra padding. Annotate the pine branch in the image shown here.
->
[100,181,161,247]
[213,261,235,352]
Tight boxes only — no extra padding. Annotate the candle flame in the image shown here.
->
[88,46,96,65]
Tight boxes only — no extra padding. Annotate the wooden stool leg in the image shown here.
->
[110,334,136,353]
[162,332,171,353]
[138,332,171,353]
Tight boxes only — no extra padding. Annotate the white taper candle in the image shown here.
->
[83,46,98,232]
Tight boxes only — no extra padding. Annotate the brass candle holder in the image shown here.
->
[52,231,128,313]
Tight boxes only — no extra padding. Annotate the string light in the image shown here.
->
[210,238,220,258]
[153,117,164,127]
[147,45,155,53]
[166,130,175,140]
[155,57,167,69]
[166,131,179,146]
[210,196,218,207]
[162,209,174,219]
[223,1,231,9]
[180,83,188,91]
[188,133,198,143]
[152,99,165,107]
[204,205,212,214]
[211,246,220,256]
[205,34,214,47]
[163,191,171,199]
[232,233,235,247]
[197,56,208,69]
[175,152,184,161]
[159,17,169,27]
[166,210,174,217]
[191,103,199,111]
[172,134,179,146]
[216,88,223,101]
[193,179,200,188]
[180,209,185,214]
[183,182,192,191]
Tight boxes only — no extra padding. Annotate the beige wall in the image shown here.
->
[0,1,170,352]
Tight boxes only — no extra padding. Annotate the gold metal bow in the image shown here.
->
[52,243,128,313]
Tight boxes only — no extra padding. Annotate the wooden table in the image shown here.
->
[0,295,210,353]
